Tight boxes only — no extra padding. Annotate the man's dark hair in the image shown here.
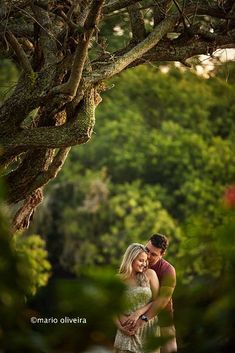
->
[150,233,169,253]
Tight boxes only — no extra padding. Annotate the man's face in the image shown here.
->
[145,241,163,267]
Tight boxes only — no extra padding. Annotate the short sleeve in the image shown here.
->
[161,264,176,288]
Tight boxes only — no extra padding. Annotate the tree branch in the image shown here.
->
[0,124,88,149]
[153,0,173,27]
[126,29,235,68]
[52,0,105,97]
[12,188,43,231]
[31,3,58,65]
[74,0,90,27]
[10,145,70,230]
[103,0,143,14]
[27,147,71,193]
[128,2,146,41]
[5,31,33,74]
[173,0,190,28]
[0,66,57,134]
[0,147,26,169]
[89,13,178,82]
[185,0,235,20]
[0,0,31,20]
[1,86,97,149]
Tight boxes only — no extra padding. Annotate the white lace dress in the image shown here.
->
[114,285,160,353]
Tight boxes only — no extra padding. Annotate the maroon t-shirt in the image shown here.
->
[151,257,176,326]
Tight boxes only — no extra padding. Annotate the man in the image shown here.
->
[124,233,177,353]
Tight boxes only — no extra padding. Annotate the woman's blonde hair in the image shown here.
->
[118,243,147,280]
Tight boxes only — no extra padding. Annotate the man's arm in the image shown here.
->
[144,285,175,320]
[145,263,176,320]
[130,285,175,331]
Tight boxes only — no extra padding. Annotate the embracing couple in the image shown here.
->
[114,233,177,353]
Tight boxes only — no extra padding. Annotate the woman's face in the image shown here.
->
[132,251,148,273]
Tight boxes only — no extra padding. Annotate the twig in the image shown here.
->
[173,0,190,28]
[153,0,173,27]
[58,9,83,32]
[103,0,141,14]
[15,5,62,47]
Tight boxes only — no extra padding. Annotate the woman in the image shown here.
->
[114,243,160,353]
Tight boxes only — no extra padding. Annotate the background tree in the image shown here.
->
[0,0,235,230]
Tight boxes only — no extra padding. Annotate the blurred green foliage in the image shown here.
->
[15,233,52,295]
[174,205,235,353]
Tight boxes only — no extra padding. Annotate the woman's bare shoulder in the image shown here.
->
[145,268,158,279]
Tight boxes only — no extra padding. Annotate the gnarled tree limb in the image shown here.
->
[51,0,105,96]
[12,188,43,232]
[1,87,96,149]
[5,31,33,74]
[89,13,178,82]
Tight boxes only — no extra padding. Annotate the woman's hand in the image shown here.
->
[117,316,136,336]
[119,325,136,336]
[121,310,141,329]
